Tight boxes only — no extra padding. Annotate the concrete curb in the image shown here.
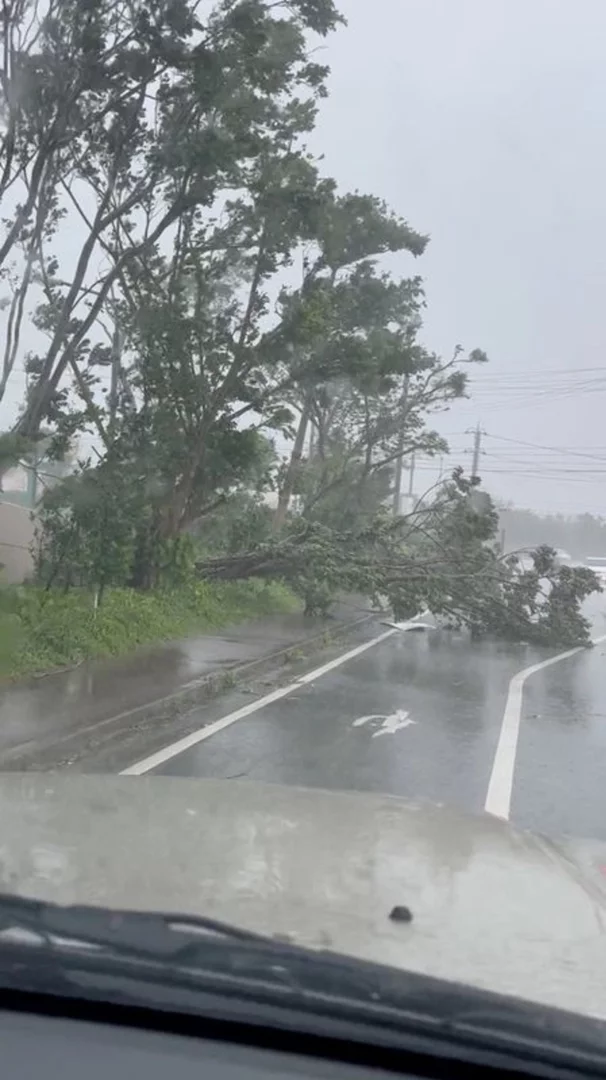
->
[0,611,377,771]
[104,609,377,729]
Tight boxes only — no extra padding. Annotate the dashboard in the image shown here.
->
[2,1009,409,1080]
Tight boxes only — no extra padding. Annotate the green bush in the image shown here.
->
[0,579,300,680]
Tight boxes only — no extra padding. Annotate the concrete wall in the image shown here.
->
[0,501,36,583]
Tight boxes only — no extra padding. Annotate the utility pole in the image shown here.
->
[407,451,415,497]
[108,320,122,437]
[393,449,404,515]
[470,422,482,479]
[465,423,491,514]
[392,374,410,516]
[308,421,316,459]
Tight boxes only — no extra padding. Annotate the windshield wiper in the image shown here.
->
[0,891,388,1019]
[0,891,282,962]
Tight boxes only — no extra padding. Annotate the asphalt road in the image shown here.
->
[137,601,606,842]
[511,637,606,839]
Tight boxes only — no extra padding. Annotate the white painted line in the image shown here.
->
[382,621,435,632]
[120,628,397,775]
[485,633,606,820]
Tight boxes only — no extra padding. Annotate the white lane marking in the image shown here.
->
[353,709,416,738]
[120,628,397,775]
[485,633,606,820]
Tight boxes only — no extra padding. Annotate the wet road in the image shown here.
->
[140,602,606,842]
[512,638,606,838]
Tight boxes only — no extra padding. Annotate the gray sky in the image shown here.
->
[311,0,606,514]
[2,0,606,515]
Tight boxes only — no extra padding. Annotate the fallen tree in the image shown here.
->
[196,472,602,646]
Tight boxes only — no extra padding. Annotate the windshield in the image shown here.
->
[0,0,605,1031]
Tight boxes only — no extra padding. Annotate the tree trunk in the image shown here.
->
[273,399,311,531]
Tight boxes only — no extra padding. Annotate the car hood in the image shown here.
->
[0,774,605,1020]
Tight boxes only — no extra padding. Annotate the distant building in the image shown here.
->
[0,501,35,583]
[0,450,74,583]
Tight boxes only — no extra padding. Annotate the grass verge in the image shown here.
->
[0,579,300,681]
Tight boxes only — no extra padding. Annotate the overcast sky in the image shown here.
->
[310,0,606,514]
[2,0,606,515]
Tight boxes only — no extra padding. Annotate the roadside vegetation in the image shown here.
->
[0,0,600,677]
[0,579,298,679]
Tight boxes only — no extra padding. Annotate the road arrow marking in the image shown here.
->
[353,709,416,738]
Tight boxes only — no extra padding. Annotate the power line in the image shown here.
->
[484,431,606,463]
[468,368,606,383]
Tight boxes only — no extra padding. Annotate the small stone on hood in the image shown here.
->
[389,905,413,923]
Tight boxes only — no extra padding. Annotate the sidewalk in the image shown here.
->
[0,599,375,771]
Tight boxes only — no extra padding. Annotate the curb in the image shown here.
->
[0,611,377,771]
[122,610,377,728]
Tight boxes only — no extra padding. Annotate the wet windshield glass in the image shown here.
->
[0,0,605,1026]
